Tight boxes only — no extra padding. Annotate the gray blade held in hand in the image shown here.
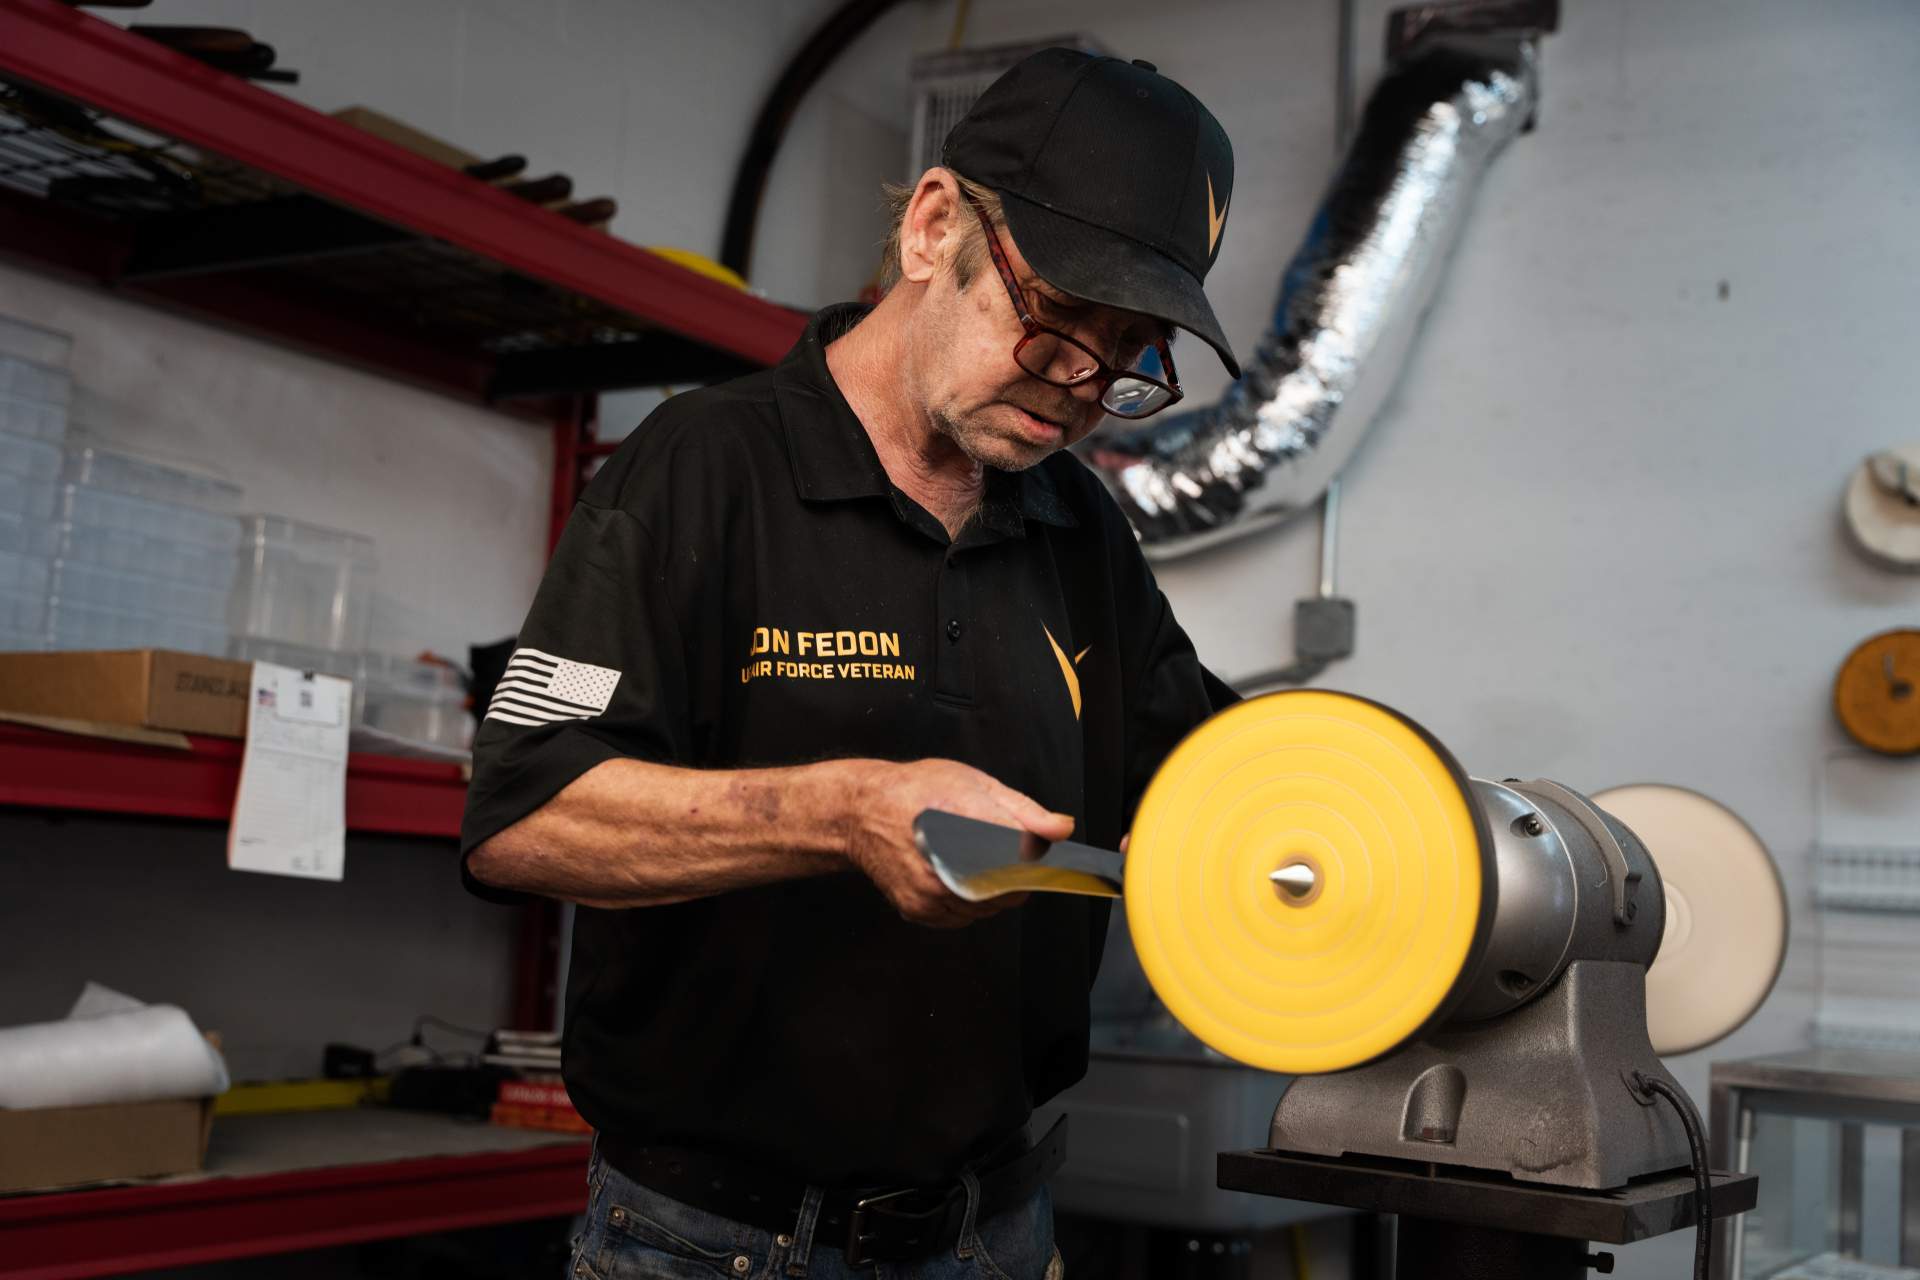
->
[912,810,1126,901]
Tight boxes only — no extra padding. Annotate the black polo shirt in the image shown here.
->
[460,303,1231,1188]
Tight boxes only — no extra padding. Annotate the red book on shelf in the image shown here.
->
[498,1080,574,1110]
[489,1101,592,1134]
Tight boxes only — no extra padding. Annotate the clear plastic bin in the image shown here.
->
[0,429,60,525]
[62,443,242,512]
[0,470,57,523]
[229,635,358,680]
[0,355,72,406]
[0,431,61,482]
[0,548,50,596]
[49,557,230,624]
[230,516,376,653]
[0,316,73,368]
[229,636,361,718]
[0,509,28,555]
[46,596,229,656]
[34,520,237,589]
[0,544,49,641]
[52,483,240,550]
[0,585,47,635]
[358,653,471,751]
[0,396,66,443]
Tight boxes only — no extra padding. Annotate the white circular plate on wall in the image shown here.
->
[1844,445,1920,571]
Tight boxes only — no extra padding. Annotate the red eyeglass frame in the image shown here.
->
[967,200,1183,419]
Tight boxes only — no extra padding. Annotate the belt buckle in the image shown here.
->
[844,1186,923,1267]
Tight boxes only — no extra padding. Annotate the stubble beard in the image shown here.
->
[930,402,1052,473]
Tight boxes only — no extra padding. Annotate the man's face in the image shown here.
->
[912,217,1168,473]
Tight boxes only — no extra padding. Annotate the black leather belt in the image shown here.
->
[598,1116,1068,1266]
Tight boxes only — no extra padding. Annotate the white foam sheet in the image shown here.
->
[0,984,230,1109]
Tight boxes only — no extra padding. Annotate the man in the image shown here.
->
[462,48,1240,1280]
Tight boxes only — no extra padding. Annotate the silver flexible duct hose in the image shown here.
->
[1086,40,1539,560]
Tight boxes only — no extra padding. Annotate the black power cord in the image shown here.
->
[1632,1071,1711,1280]
[718,0,905,278]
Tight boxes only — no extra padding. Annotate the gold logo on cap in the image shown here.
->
[1206,172,1229,254]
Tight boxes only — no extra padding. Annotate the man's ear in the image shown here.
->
[898,169,963,287]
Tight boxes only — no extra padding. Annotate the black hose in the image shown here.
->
[718,0,905,278]
[1634,1072,1711,1280]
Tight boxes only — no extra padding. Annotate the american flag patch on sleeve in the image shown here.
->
[485,648,623,727]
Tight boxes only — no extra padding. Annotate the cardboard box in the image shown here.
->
[0,650,252,738]
[0,1095,216,1192]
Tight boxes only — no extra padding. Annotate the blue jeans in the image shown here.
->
[568,1139,1063,1279]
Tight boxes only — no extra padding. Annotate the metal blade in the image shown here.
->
[912,810,1125,901]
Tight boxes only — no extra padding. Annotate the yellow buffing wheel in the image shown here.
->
[1125,691,1494,1074]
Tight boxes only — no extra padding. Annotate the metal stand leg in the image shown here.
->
[1143,1227,1252,1278]
[1902,1128,1920,1269]
[1839,1122,1864,1257]
[1396,1217,1589,1280]
[1350,1212,1393,1280]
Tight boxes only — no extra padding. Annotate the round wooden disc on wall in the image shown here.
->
[1844,445,1920,571]
[1833,629,1920,755]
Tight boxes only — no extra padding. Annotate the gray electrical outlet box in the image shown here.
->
[1295,597,1357,662]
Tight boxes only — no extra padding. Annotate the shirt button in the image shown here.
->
[947,619,963,642]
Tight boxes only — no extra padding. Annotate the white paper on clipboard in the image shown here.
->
[228,661,352,880]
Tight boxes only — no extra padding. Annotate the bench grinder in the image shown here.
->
[917,690,1786,1280]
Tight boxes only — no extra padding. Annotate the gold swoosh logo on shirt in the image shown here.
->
[1206,173,1229,254]
[1044,625,1090,721]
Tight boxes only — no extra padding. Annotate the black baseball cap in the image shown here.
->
[942,48,1240,379]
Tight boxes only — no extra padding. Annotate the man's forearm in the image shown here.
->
[467,757,872,907]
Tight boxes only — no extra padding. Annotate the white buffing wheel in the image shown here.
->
[1592,784,1787,1056]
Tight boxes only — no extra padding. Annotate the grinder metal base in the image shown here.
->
[1217,1148,1757,1280]
[1268,960,1690,1189]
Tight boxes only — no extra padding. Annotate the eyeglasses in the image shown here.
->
[968,200,1184,421]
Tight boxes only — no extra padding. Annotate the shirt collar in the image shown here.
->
[774,303,1078,532]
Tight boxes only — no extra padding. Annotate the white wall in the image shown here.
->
[1114,2,1918,1275]
[5,1,1917,1274]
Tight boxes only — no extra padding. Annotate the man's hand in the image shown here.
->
[844,759,1074,928]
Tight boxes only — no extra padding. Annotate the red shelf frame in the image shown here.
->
[0,723,468,838]
[0,6,810,1268]
[0,1140,592,1280]
[0,0,809,526]
[0,0,805,395]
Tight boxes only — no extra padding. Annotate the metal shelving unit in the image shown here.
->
[0,1110,592,1280]
[0,722,468,837]
[0,0,808,543]
[0,2,809,1268]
